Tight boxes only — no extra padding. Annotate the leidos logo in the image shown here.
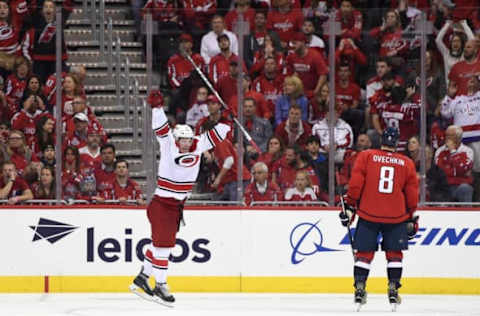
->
[29,218,78,244]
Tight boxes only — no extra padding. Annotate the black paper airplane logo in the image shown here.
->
[29,218,78,244]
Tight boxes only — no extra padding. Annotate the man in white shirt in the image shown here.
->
[200,15,239,65]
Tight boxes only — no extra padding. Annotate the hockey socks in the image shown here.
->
[386,250,403,288]
[353,251,373,285]
[150,246,172,284]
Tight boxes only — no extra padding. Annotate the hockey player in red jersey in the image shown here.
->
[130,90,230,306]
[341,127,419,311]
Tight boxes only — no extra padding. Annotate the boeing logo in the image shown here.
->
[29,218,78,244]
[290,220,340,264]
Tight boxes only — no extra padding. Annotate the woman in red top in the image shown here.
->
[257,135,285,179]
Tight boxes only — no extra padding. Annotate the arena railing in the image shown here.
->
[250,201,329,207]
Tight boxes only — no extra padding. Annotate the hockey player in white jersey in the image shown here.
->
[130,90,231,306]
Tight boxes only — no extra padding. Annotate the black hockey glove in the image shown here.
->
[406,215,419,240]
[339,203,355,227]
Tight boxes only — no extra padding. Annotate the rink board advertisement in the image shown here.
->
[0,207,479,294]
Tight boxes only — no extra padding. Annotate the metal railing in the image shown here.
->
[250,201,330,207]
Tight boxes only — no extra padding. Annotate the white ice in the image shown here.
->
[0,293,478,316]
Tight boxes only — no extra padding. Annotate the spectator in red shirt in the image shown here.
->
[102,159,145,205]
[64,112,89,149]
[336,0,363,41]
[434,125,474,202]
[267,0,304,48]
[286,32,328,99]
[308,82,328,125]
[252,57,285,114]
[275,105,312,148]
[216,59,242,105]
[31,165,55,200]
[245,11,282,70]
[181,0,216,31]
[0,129,38,175]
[250,34,286,78]
[94,143,116,193]
[271,146,297,190]
[58,74,82,117]
[0,160,33,204]
[448,39,480,96]
[195,95,233,138]
[11,92,45,147]
[212,139,251,201]
[369,10,407,64]
[62,145,81,200]
[257,135,285,178]
[284,169,317,201]
[5,57,30,107]
[338,133,372,190]
[141,0,180,27]
[228,74,272,120]
[209,34,242,84]
[336,62,363,137]
[79,126,102,169]
[335,38,367,81]
[244,161,283,206]
[224,0,256,31]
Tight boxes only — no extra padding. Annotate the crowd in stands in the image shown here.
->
[135,0,480,204]
[0,0,144,205]
[1,0,480,205]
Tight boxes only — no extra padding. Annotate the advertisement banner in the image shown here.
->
[1,208,479,293]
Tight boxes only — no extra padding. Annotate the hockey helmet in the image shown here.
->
[173,124,194,140]
[382,127,400,148]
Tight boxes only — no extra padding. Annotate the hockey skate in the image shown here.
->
[354,282,367,312]
[129,269,155,302]
[388,282,402,312]
[152,283,175,307]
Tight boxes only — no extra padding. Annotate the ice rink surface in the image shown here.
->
[0,293,479,316]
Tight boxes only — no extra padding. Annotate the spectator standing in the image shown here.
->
[244,161,283,206]
[266,0,304,48]
[448,39,480,96]
[201,15,239,65]
[435,19,475,85]
[224,0,256,31]
[252,57,285,114]
[434,125,474,202]
[181,0,217,31]
[0,0,28,75]
[286,32,328,99]
[24,0,73,82]
[209,34,241,84]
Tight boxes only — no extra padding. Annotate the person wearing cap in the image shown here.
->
[266,0,304,48]
[40,143,55,167]
[64,112,89,149]
[64,96,105,140]
[286,32,328,99]
[208,34,244,84]
[167,33,205,89]
[200,15,239,65]
[215,58,242,105]
[79,125,102,169]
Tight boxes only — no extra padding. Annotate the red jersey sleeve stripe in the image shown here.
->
[157,179,194,192]
[155,123,169,137]
[207,127,223,146]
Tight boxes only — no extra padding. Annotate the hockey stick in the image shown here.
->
[340,195,356,258]
[181,50,262,154]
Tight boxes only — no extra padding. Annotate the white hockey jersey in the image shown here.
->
[152,107,230,200]
[312,118,353,163]
[441,91,480,143]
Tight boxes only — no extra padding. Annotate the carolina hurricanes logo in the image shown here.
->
[39,23,56,43]
[174,154,200,167]
[0,25,14,40]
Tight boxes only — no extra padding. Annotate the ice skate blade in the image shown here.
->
[130,284,175,308]
[390,302,399,312]
[355,302,363,312]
